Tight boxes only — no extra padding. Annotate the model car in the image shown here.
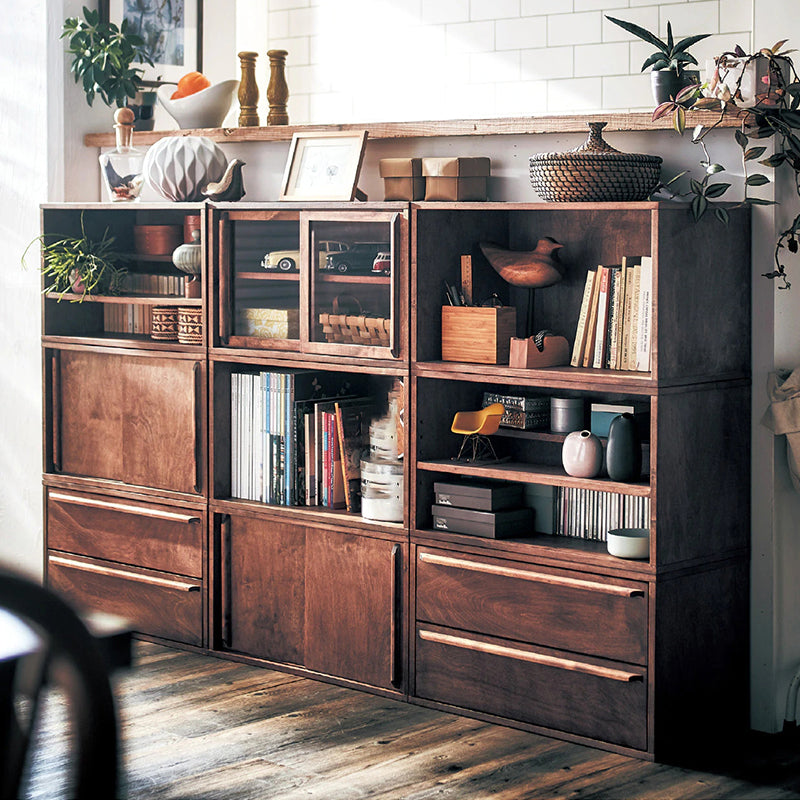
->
[323,242,390,274]
[261,240,349,271]
[371,252,391,276]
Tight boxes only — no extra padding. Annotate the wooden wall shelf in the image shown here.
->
[84,111,740,148]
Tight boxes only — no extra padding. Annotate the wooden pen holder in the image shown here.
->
[441,306,516,364]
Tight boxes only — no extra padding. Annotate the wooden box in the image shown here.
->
[441,306,516,364]
[509,335,569,368]
[422,157,491,201]
[434,480,523,511]
[379,157,424,201]
[431,504,534,538]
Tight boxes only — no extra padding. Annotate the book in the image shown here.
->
[582,265,604,367]
[609,264,627,370]
[592,266,611,369]
[635,256,653,372]
[335,398,375,513]
[571,268,597,367]
[621,256,643,371]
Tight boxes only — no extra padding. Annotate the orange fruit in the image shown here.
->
[171,72,211,99]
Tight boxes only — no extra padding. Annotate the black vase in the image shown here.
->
[650,69,699,106]
[606,413,642,482]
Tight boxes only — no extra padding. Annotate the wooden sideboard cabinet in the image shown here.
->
[40,199,751,760]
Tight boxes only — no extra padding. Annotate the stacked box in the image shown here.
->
[482,392,550,430]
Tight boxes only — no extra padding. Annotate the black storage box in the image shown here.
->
[434,480,523,511]
[431,504,534,539]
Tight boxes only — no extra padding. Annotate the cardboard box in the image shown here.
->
[422,157,491,201]
[379,158,425,201]
[441,305,516,364]
[431,504,534,539]
[236,307,299,339]
[434,480,523,511]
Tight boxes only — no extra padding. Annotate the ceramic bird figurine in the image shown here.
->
[479,237,564,288]
[202,158,246,201]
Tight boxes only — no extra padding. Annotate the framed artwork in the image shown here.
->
[280,131,369,201]
[102,0,202,83]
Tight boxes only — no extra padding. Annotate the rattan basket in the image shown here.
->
[319,295,390,347]
[529,121,662,202]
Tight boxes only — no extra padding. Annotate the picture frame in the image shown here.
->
[279,131,369,201]
[101,0,202,84]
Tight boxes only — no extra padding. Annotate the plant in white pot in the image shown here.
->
[606,16,710,105]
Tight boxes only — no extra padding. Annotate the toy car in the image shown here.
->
[324,242,390,274]
[262,240,349,271]
[371,252,391,275]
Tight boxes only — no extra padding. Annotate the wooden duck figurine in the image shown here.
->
[479,237,564,288]
[202,158,246,201]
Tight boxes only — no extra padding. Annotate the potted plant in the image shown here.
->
[652,40,800,288]
[606,16,711,105]
[23,214,128,302]
[61,6,156,128]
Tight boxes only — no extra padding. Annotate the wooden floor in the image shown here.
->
[23,641,800,799]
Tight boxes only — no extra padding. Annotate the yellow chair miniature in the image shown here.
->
[451,402,505,461]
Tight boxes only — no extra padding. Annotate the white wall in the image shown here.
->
[3,0,799,736]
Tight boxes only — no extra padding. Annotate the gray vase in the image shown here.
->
[605,413,642,482]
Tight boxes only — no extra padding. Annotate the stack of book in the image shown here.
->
[125,273,186,296]
[570,256,652,372]
[103,304,152,335]
[230,369,377,512]
[553,487,650,541]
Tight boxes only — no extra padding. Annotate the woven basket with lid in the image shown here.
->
[529,122,662,202]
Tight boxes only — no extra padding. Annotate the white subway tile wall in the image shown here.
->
[259,0,754,123]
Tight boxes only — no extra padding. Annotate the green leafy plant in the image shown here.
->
[652,40,800,288]
[606,16,710,77]
[61,5,154,107]
[23,214,128,302]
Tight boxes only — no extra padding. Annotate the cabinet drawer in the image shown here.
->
[416,623,647,751]
[48,552,203,647]
[47,490,203,578]
[415,548,648,664]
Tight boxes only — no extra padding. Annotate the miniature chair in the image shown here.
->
[451,402,505,461]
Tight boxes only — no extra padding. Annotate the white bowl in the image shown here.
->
[157,80,239,130]
[607,527,649,559]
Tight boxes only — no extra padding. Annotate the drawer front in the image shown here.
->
[415,624,647,751]
[416,548,648,664]
[47,490,203,578]
[48,553,203,647]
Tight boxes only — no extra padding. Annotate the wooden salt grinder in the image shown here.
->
[266,49,289,125]
[237,51,260,127]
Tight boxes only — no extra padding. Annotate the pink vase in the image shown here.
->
[562,429,603,478]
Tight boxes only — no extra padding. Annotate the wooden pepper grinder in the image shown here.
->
[266,49,289,125]
[237,51,260,126]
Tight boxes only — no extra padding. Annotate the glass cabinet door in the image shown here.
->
[305,211,404,359]
[218,210,301,350]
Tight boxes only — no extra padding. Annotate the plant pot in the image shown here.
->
[650,69,699,106]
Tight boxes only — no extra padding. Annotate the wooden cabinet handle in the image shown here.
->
[49,492,201,523]
[389,212,400,358]
[418,551,645,598]
[51,351,61,472]
[220,515,232,648]
[193,361,202,494]
[418,628,644,683]
[49,555,201,592]
[390,543,401,687]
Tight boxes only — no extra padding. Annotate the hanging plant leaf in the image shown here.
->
[704,182,731,198]
[746,173,771,186]
[744,146,767,161]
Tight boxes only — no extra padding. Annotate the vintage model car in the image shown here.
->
[371,252,391,276]
[323,242,390,274]
[262,240,349,271]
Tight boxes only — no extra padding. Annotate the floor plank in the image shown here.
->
[21,641,800,799]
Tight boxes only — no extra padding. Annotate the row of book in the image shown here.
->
[553,486,650,541]
[230,369,377,512]
[104,304,152,335]
[125,273,187,297]
[571,256,652,372]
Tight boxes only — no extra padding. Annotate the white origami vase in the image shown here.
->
[143,136,227,202]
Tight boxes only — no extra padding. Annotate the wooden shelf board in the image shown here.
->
[46,293,201,306]
[237,271,299,281]
[319,273,390,284]
[42,333,204,351]
[417,458,650,496]
[84,111,742,148]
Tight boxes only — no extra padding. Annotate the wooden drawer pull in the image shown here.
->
[49,492,201,524]
[419,551,644,598]
[418,628,643,683]
[49,555,201,592]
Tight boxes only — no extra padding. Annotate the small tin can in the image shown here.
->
[550,397,584,433]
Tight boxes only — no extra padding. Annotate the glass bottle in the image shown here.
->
[99,107,145,202]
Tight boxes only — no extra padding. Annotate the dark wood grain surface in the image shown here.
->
[23,641,800,799]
